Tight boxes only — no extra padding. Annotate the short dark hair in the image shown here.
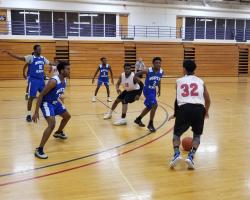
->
[183,60,196,74]
[33,45,40,51]
[57,61,69,73]
[124,63,131,68]
[152,57,161,63]
[100,57,106,61]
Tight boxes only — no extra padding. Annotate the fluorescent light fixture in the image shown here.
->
[28,30,40,33]
[73,22,90,25]
[70,27,83,30]
[79,14,98,17]
[68,31,78,34]
[19,11,39,15]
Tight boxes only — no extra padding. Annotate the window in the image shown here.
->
[226,19,235,40]
[245,20,250,40]
[79,13,91,36]
[216,19,225,39]
[185,17,195,40]
[206,18,215,39]
[11,10,25,35]
[40,11,52,36]
[105,14,116,37]
[25,10,39,35]
[195,18,205,39]
[93,14,104,37]
[53,12,66,38]
[67,12,79,36]
[236,20,245,41]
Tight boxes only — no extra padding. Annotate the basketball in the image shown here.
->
[182,137,193,151]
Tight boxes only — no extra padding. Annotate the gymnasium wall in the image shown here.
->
[0,39,249,79]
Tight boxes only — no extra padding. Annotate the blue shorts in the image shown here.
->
[28,78,45,97]
[143,89,157,109]
[40,101,67,117]
[98,77,109,86]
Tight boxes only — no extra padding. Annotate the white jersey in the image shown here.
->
[176,75,205,106]
[51,65,59,76]
[121,72,140,91]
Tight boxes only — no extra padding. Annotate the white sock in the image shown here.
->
[27,111,31,116]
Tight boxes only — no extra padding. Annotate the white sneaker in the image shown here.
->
[92,96,96,102]
[107,97,112,102]
[169,152,182,169]
[34,148,48,159]
[113,118,127,126]
[103,112,112,119]
[185,155,195,170]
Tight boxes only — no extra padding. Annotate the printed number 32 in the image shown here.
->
[181,83,198,97]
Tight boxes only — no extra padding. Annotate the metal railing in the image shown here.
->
[0,21,249,41]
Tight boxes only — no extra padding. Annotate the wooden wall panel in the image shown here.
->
[194,44,238,76]
[0,40,55,79]
[136,42,184,76]
[69,41,124,78]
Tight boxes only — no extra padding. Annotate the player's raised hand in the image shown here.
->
[32,112,39,123]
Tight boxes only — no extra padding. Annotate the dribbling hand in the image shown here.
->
[32,112,39,123]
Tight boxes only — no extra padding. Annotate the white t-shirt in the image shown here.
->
[24,55,50,65]
[176,75,205,106]
[121,72,140,91]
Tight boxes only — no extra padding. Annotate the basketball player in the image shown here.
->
[92,57,114,102]
[103,63,143,125]
[3,45,52,122]
[32,61,71,159]
[134,57,164,132]
[50,57,59,76]
[169,60,211,169]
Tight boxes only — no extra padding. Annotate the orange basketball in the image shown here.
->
[182,137,193,151]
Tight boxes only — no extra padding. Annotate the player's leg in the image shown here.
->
[170,105,190,168]
[25,81,29,100]
[53,102,71,139]
[104,97,122,119]
[26,79,38,122]
[104,82,112,102]
[113,102,128,125]
[148,103,158,132]
[34,102,56,159]
[185,105,206,169]
[92,81,101,102]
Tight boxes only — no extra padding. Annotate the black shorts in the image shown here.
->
[117,89,142,104]
[174,104,206,137]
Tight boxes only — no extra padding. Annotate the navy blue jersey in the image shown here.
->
[144,67,164,91]
[43,76,66,103]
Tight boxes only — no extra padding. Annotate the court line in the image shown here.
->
[0,124,173,187]
[86,121,142,200]
[0,100,169,178]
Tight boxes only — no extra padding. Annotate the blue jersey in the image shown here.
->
[98,64,109,79]
[43,76,66,103]
[29,56,47,80]
[144,67,164,91]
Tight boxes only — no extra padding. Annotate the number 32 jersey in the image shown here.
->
[176,75,205,106]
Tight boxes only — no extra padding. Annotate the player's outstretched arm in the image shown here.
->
[92,67,100,84]
[204,84,211,118]
[32,79,57,123]
[3,50,25,61]
[135,69,147,77]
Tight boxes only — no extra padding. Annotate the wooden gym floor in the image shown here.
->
[0,77,250,200]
